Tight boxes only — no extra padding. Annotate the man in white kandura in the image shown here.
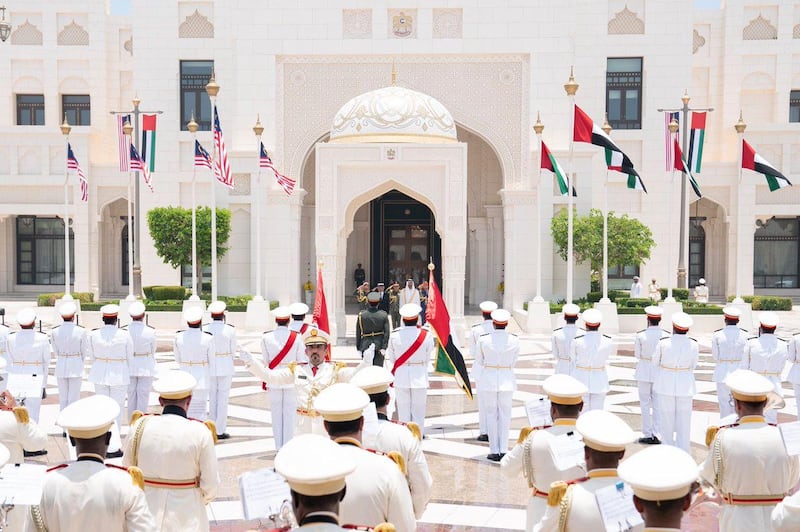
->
[570,308,614,411]
[630,275,643,298]
[634,306,668,445]
[743,311,787,424]
[551,304,581,376]
[711,306,749,420]
[398,279,421,308]
[50,301,87,414]
[203,301,237,440]
[470,301,497,442]
[173,307,214,420]
[125,302,157,418]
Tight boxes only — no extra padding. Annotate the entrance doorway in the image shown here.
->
[689,217,706,288]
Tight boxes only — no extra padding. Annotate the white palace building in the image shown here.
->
[1,0,799,335]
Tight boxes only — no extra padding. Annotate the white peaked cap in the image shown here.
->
[400,304,422,318]
[576,410,636,452]
[272,306,291,320]
[313,383,370,422]
[274,434,355,496]
[153,370,197,400]
[100,304,120,317]
[183,307,204,324]
[58,395,120,439]
[562,303,580,317]
[128,301,146,318]
[208,300,226,314]
[618,446,698,501]
[581,308,602,326]
[350,365,395,395]
[479,301,498,313]
[542,374,588,405]
[59,302,77,317]
[672,312,693,331]
[759,311,779,328]
[16,308,36,326]
[289,302,309,315]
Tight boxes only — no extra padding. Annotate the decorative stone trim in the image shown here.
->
[230,174,251,196]
[342,9,371,39]
[11,20,43,46]
[124,38,133,55]
[433,8,462,39]
[58,20,89,46]
[743,14,777,40]
[388,9,416,39]
[179,9,214,39]
[793,24,800,39]
[693,29,706,54]
[608,6,644,35]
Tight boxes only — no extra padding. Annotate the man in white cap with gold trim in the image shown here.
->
[570,308,614,411]
[471,300,497,442]
[535,410,637,531]
[385,303,434,433]
[124,370,219,531]
[501,374,588,530]
[174,307,214,420]
[351,365,432,519]
[29,394,154,532]
[477,308,519,461]
[712,306,750,420]
[313,382,416,531]
[203,301,237,439]
[7,308,50,424]
[743,311,787,424]
[618,445,699,531]
[261,305,307,449]
[50,301,87,414]
[701,369,799,532]
[552,304,581,376]
[634,306,668,444]
[125,301,156,419]
[289,302,311,335]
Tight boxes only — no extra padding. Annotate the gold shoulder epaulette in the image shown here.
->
[547,480,568,507]
[130,410,144,425]
[517,426,536,445]
[387,450,406,476]
[334,361,347,370]
[127,465,144,489]
[374,523,397,532]
[705,426,719,447]
[288,361,298,373]
[406,421,422,441]
[13,406,29,424]
[204,420,218,444]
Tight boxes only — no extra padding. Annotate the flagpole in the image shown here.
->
[600,116,612,303]
[60,116,73,301]
[187,114,200,301]
[533,113,545,302]
[564,67,579,305]
[206,74,220,302]
[733,111,747,304]
[121,120,135,301]
[665,119,680,303]
[253,116,265,302]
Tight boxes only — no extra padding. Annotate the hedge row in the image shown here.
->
[81,299,279,312]
[143,286,187,300]
[37,292,95,306]
[724,295,793,311]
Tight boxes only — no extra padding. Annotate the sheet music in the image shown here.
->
[524,395,552,427]
[238,468,292,520]
[0,463,47,506]
[548,431,584,471]
[594,481,643,532]
[780,421,800,456]
[6,373,43,399]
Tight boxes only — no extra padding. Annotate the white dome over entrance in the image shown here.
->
[330,85,458,144]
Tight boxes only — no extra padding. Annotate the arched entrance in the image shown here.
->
[690,197,727,297]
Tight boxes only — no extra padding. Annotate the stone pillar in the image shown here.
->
[265,188,306,307]
[499,189,537,311]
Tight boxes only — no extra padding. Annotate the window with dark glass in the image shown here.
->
[180,60,214,131]
[753,217,799,289]
[16,216,74,285]
[790,90,800,123]
[16,94,45,126]
[181,264,211,290]
[62,95,91,126]
[608,264,640,279]
[606,58,643,129]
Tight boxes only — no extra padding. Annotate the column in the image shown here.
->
[499,189,537,311]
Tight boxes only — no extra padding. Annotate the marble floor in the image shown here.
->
[20,309,800,532]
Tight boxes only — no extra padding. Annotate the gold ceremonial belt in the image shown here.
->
[576,365,604,371]
[659,366,690,372]
[756,370,781,377]
[484,364,512,369]
[182,361,208,366]
[296,408,320,417]
[215,352,231,357]
[532,487,549,498]
[361,332,383,337]
[95,357,125,363]
[12,361,43,366]
[403,362,426,366]
[143,476,200,489]
[722,492,785,506]
[59,353,81,358]
[133,353,151,357]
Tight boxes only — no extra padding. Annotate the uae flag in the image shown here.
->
[541,141,575,197]
[673,139,702,198]
[573,105,646,192]
[742,139,792,191]
[687,112,706,173]
[425,267,473,399]
[311,268,331,361]
[141,114,157,172]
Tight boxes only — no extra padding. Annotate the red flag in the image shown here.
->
[312,268,331,361]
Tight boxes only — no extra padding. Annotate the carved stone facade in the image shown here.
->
[179,9,214,38]
[608,6,644,35]
[693,29,706,53]
[433,9,463,39]
[11,21,43,45]
[743,14,777,40]
[342,9,371,39]
[57,21,89,46]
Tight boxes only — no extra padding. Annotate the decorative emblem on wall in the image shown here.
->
[385,148,396,160]
[392,12,414,38]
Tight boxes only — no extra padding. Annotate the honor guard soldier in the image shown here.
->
[476,308,519,461]
[313,383,416,531]
[471,301,497,442]
[618,446,699,532]
[701,370,799,532]
[653,312,698,452]
[357,292,391,367]
[788,329,800,420]
[50,301,87,413]
[711,306,749,419]
[570,308,614,411]
[174,307,214,420]
[261,306,307,449]
[351,366,433,519]
[693,277,709,303]
[552,304,581,376]
[28,395,154,532]
[634,306,668,444]
[203,301,237,440]
[125,302,156,418]
[289,302,311,335]
[124,371,220,531]
[6,308,50,424]
[535,410,637,531]
[501,374,588,530]
[385,303,434,433]
[744,311,787,424]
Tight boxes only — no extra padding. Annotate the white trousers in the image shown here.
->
[209,375,233,434]
[58,377,82,412]
[637,382,659,438]
[656,394,692,452]
[795,385,800,421]
[485,390,513,455]
[127,376,153,419]
[717,382,734,419]
[395,387,427,434]
[187,389,208,421]
[95,384,127,452]
[24,395,42,424]
[582,393,606,412]
[477,389,488,434]
[268,387,297,449]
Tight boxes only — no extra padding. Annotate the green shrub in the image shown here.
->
[586,290,628,303]
[625,298,652,308]
[684,306,724,315]
[143,286,187,300]
[37,292,94,307]
[659,288,690,301]
[753,296,792,311]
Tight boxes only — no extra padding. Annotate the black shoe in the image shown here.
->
[477,434,489,442]
[486,453,501,462]
[24,450,48,457]
[216,433,230,440]
[499,453,506,460]
[648,436,661,445]
[62,431,67,438]
[106,450,124,459]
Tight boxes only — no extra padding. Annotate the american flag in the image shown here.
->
[260,142,295,195]
[213,105,234,188]
[664,111,680,172]
[117,114,131,172]
[194,140,212,169]
[67,143,88,202]
[130,143,154,192]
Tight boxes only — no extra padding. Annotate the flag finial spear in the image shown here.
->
[428,261,435,272]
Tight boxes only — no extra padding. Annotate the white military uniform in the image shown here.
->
[289,320,310,335]
[86,324,134,430]
[476,321,519,456]
[744,333,787,424]
[126,320,156,416]
[0,324,9,392]
[551,323,580,376]
[470,317,494,437]
[6,330,51,422]
[652,334,698,451]
[694,282,709,303]
[788,334,800,420]
[50,321,87,411]
[203,319,237,434]
[772,491,800,531]
[261,322,306,448]
[712,324,750,418]
[534,470,624,532]
[385,323,434,431]
[173,328,214,420]
[634,325,668,439]
[570,331,614,411]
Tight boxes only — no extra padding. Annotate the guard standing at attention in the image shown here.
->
[634,305,668,444]
[471,301,497,442]
[125,302,157,418]
[203,301,237,440]
[711,306,749,420]
[357,292,391,366]
[551,304,581,376]
[174,307,214,421]
[570,309,614,411]
[6,308,51,424]
[50,301,87,413]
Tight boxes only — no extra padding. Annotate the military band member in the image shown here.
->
[289,302,311,335]
[357,292,391,366]
[313,383,416,531]
[6,308,50,424]
[535,410,637,531]
[551,304,581,376]
[788,331,800,420]
[351,366,433,518]
[773,491,800,531]
[743,311,787,424]
[634,306,668,444]
[174,307,214,421]
[501,374,588,530]
[570,308,614,411]
[653,312,698,452]
[261,306,307,449]
[711,306,749,420]
[203,301,237,440]
[701,370,799,532]
[50,301,86,413]
[125,302,156,418]
[124,371,220,531]
[471,301,497,442]
[28,394,155,532]
[477,309,519,461]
